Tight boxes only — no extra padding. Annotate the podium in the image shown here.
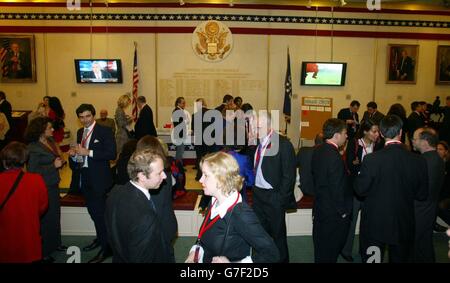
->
[10,110,31,143]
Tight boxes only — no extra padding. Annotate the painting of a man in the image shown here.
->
[436,45,450,84]
[0,35,36,82]
[387,45,418,84]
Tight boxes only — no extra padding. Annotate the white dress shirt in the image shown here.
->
[254,131,273,189]
[130,180,151,200]
[81,121,95,167]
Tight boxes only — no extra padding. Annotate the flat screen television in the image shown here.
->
[300,62,347,86]
[75,59,123,83]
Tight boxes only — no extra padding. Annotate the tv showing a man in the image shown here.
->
[82,61,113,82]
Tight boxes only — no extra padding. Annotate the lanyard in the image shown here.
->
[326,140,339,151]
[81,124,95,148]
[385,140,402,147]
[197,193,240,241]
[359,138,368,156]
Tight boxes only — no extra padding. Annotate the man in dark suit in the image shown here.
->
[411,127,445,262]
[296,133,323,197]
[68,104,116,263]
[355,115,428,263]
[192,98,210,180]
[134,96,157,140]
[252,111,296,263]
[362,101,385,125]
[337,100,360,139]
[407,101,425,144]
[439,96,450,145]
[311,119,352,263]
[396,49,414,81]
[0,91,12,145]
[105,150,172,263]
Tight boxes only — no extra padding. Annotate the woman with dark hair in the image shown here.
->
[341,118,380,262]
[0,142,48,263]
[25,117,66,262]
[387,103,408,143]
[47,96,65,144]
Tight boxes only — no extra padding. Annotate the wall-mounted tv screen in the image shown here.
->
[300,62,347,86]
[75,59,123,83]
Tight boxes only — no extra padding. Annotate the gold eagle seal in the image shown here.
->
[192,20,233,62]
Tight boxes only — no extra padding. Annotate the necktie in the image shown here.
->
[81,128,89,164]
[148,198,156,211]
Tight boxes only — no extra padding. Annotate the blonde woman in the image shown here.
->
[185,152,279,263]
[115,94,132,154]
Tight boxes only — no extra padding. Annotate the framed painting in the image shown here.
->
[0,34,36,83]
[436,45,450,85]
[387,44,418,84]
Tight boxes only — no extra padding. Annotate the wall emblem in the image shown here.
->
[192,20,233,62]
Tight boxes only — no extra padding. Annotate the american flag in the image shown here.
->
[131,43,139,122]
[0,38,10,78]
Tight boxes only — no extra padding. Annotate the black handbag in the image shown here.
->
[0,171,24,211]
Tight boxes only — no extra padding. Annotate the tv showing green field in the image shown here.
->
[300,62,347,86]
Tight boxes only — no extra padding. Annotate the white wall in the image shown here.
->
[2,6,450,148]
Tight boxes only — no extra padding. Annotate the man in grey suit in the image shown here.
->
[412,127,445,262]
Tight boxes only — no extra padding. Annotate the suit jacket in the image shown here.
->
[296,146,315,196]
[337,108,359,138]
[0,169,48,263]
[27,141,61,187]
[150,168,178,245]
[414,151,445,230]
[355,144,428,245]
[440,106,450,144]
[70,123,116,190]
[407,112,425,141]
[200,202,280,263]
[311,143,352,220]
[362,110,385,125]
[105,183,172,263]
[135,104,157,140]
[258,133,297,210]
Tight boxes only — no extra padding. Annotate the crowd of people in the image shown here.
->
[0,90,449,263]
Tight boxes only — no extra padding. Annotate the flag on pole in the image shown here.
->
[131,42,139,122]
[0,39,11,78]
[283,47,292,124]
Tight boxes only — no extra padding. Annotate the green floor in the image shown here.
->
[51,234,450,263]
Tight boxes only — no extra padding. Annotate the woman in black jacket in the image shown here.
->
[185,151,279,263]
[341,119,380,262]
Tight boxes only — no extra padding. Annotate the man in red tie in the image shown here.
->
[252,111,296,263]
